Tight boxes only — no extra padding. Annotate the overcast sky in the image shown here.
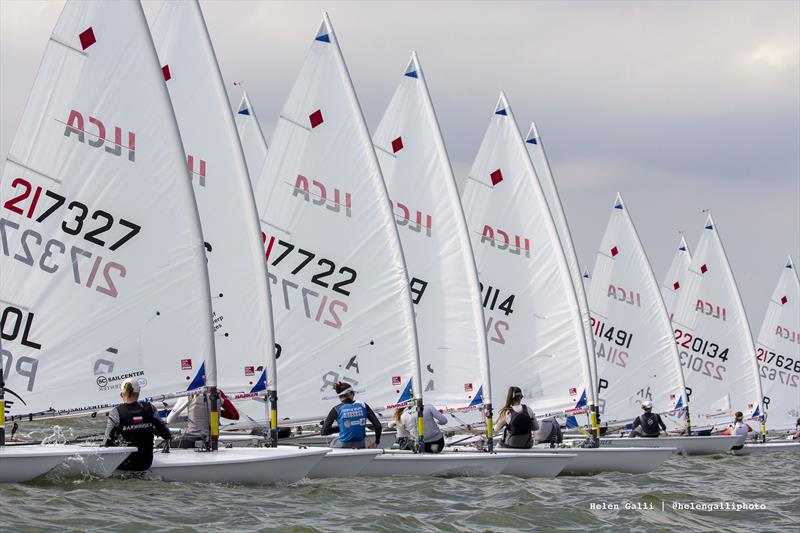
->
[1,0,798,328]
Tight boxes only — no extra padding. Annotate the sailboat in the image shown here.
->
[370,53,571,479]
[0,0,216,482]
[459,99,674,474]
[585,195,738,455]
[668,214,764,441]
[661,236,692,319]
[148,0,329,482]
[242,13,439,477]
[733,257,800,455]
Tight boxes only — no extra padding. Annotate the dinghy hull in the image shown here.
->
[358,452,509,477]
[492,451,575,478]
[149,447,329,484]
[307,449,382,478]
[730,441,800,455]
[602,435,739,455]
[513,446,677,474]
[1,445,134,483]
[51,446,137,478]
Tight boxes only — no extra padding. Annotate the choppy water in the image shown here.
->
[2,419,799,533]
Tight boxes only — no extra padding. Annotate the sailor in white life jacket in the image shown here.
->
[721,411,751,449]
[629,400,667,438]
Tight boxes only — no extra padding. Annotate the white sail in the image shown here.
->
[670,214,763,428]
[234,84,269,186]
[755,257,800,432]
[460,93,595,420]
[0,0,215,418]
[373,52,489,413]
[586,194,688,425]
[661,236,692,318]
[249,14,421,423]
[151,0,276,405]
[526,122,598,418]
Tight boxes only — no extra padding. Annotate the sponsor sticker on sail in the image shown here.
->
[181,359,193,370]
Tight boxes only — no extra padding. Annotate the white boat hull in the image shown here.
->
[51,445,137,478]
[492,451,576,478]
[149,446,329,484]
[307,448,382,478]
[519,446,677,474]
[1,444,133,483]
[358,451,509,477]
[730,441,800,455]
[602,435,739,455]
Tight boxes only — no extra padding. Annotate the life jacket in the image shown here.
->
[638,412,661,437]
[117,401,158,471]
[335,401,368,443]
[503,405,533,449]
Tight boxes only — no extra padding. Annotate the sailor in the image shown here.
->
[794,418,800,440]
[166,388,240,448]
[629,400,667,438]
[722,411,751,449]
[321,382,382,449]
[494,386,538,449]
[392,406,415,450]
[401,401,449,453]
[533,417,563,447]
[103,378,172,471]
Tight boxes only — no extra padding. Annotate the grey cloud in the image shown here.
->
[1,0,797,324]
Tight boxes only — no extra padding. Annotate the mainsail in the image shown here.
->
[755,257,800,432]
[460,93,596,422]
[661,236,692,318]
[670,214,763,430]
[0,0,215,417]
[234,84,269,186]
[373,52,490,413]
[526,122,599,425]
[151,1,276,408]
[586,194,688,425]
[249,14,421,423]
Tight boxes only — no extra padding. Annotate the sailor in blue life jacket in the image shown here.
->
[494,386,538,449]
[103,378,172,471]
[320,381,382,449]
[629,400,667,438]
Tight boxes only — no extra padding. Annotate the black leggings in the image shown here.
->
[424,437,445,454]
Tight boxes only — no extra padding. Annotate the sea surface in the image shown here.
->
[2,419,798,533]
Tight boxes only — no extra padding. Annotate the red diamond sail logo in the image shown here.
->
[490,169,503,186]
[391,136,404,153]
[79,27,96,50]
[610,246,619,257]
[673,281,680,290]
[161,64,171,81]
[309,109,323,129]
[781,295,788,305]
[700,264,708,274]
